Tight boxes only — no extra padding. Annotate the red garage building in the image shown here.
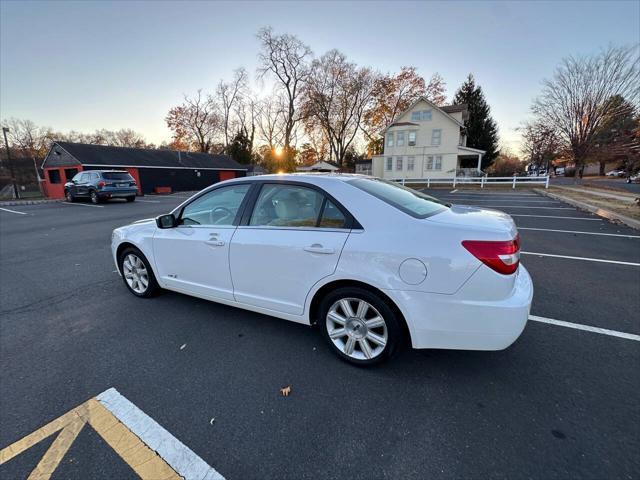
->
[41,142,247,198]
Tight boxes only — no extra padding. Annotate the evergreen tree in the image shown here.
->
[226,130,253,165]
[453,74,499,169]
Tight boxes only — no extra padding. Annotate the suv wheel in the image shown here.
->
[118,247,159,298]
[126,196,136,202]
[65,190,75,202]
[90,190,100,204]
[319,287,402,366]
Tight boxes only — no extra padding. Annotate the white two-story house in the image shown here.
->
[372,98,485,180]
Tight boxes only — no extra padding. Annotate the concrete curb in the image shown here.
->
[0,198,61,207]
[535,189,640,230]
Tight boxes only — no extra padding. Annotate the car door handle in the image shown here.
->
[205,240,225,246]
[304,244,334,254]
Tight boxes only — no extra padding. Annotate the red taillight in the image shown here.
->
[462,235,520,275]
[97,181,106,188]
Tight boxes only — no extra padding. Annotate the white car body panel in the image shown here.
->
[112,174,533,351]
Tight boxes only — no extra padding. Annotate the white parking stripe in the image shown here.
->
[510,214,601,221]
[60,202,104,208]
[134,199,161,203]
[522,251,640,266]
[97,388,224,480]
[0,207,27,215]
[529,315,640,342]
[518,227,640,238]
[449,189,458,193]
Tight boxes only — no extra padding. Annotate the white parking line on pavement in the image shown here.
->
[0,207,27,215]
[518,227,640,238]
[529,315,640,342]
[449,189,458,193]
[97,388,224,480]
[510,214,601,221]
[134,199,161,203]
[60,202,104,208]
[521,251,640,266]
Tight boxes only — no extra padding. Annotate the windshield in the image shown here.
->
[349,178,447,218]
[102,172,134,180]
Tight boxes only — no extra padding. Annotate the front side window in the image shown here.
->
[396,131,405,146]
[71,172,83,183]
[408,131,417,146]
[349,178,446,218]
[431,129,442,146]
[386,133,394,147]
[396,156,403,170]
[407,156,415,171]
[181,184,250,226]
[386,157,393,171]
[250,184,324,228]
[80,173,90,182]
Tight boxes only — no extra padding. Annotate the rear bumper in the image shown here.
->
[98,188,137,198]
[385,265,533,351]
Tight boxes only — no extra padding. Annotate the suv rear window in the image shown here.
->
[349,178,447,218]
[102,172,134,180]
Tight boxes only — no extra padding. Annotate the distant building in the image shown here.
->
[246,164,267,176]
[40,142,247,198]
[354,159,372,176]
[372,98,485,180]
[296,161,340,173]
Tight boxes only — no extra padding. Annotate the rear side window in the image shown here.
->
[250,184,324,228]
[102,172,133,181]
[349,178,447,218]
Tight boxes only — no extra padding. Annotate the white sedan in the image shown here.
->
[111,174,533,365]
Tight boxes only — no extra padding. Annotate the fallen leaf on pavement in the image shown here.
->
[280,385,291,397]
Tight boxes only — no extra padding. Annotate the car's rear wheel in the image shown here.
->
[126,196,136,202]
[119,247,159,298]
[65,189,75,202]
[90,190,100,204]
[319,287,402,366]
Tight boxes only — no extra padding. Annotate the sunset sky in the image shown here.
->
[1,0,638,153]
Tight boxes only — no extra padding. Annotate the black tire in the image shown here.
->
[126,196,136,202]
[65,189,75,202]
[118,247,160,298]
[90,190,101,204]
[318,286,403,366]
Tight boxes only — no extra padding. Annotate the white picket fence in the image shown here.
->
[392,175,550,189]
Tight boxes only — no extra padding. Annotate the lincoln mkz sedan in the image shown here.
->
[111,174,533,365]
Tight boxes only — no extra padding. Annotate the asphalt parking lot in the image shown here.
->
[1,188,639,479]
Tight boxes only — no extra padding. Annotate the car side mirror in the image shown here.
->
[156,214,177,229]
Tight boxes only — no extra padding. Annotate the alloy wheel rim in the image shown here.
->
[326,298,388,360]
[91,192,97,203]
[122,254,149,294]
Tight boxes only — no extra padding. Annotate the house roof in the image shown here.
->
[296,160,340,172]
[43,142,247,170]
[383,97,466,132]
[388,122,419,128]
[441,104,468,114]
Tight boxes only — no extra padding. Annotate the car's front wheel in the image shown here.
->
[65,189,75,202]
[90,190,100,204]
[319,287,403,366]
[126,196,136,202]
[118,247,159,298]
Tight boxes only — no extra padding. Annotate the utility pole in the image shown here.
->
[2,127,20,199]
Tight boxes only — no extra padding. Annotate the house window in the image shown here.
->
[407,156,415,171]
[411,111,421,122]
[408,131,417,146]
[425,155,442,170]
[411,110,432,121]
[431,129,442,146]
[386,157,393,171]
[396,131,405,147]
[386,133,394,147]
[48,170,61,184]
[396,156,403,171]
[422,110,432,121]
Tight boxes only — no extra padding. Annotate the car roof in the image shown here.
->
[229,172,369,184]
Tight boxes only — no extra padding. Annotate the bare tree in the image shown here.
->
[217,68,248,149]
[234,92,260,156]
[257,27,312,152]
[425,72,447,106]
[1,118,53,163]
[257,93,286,150]
[520,120,560,172]
[302,49,377,166]
[166,90,221,152]
[532,45,639,173]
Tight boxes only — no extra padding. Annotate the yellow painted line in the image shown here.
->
[0,395,180,480]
